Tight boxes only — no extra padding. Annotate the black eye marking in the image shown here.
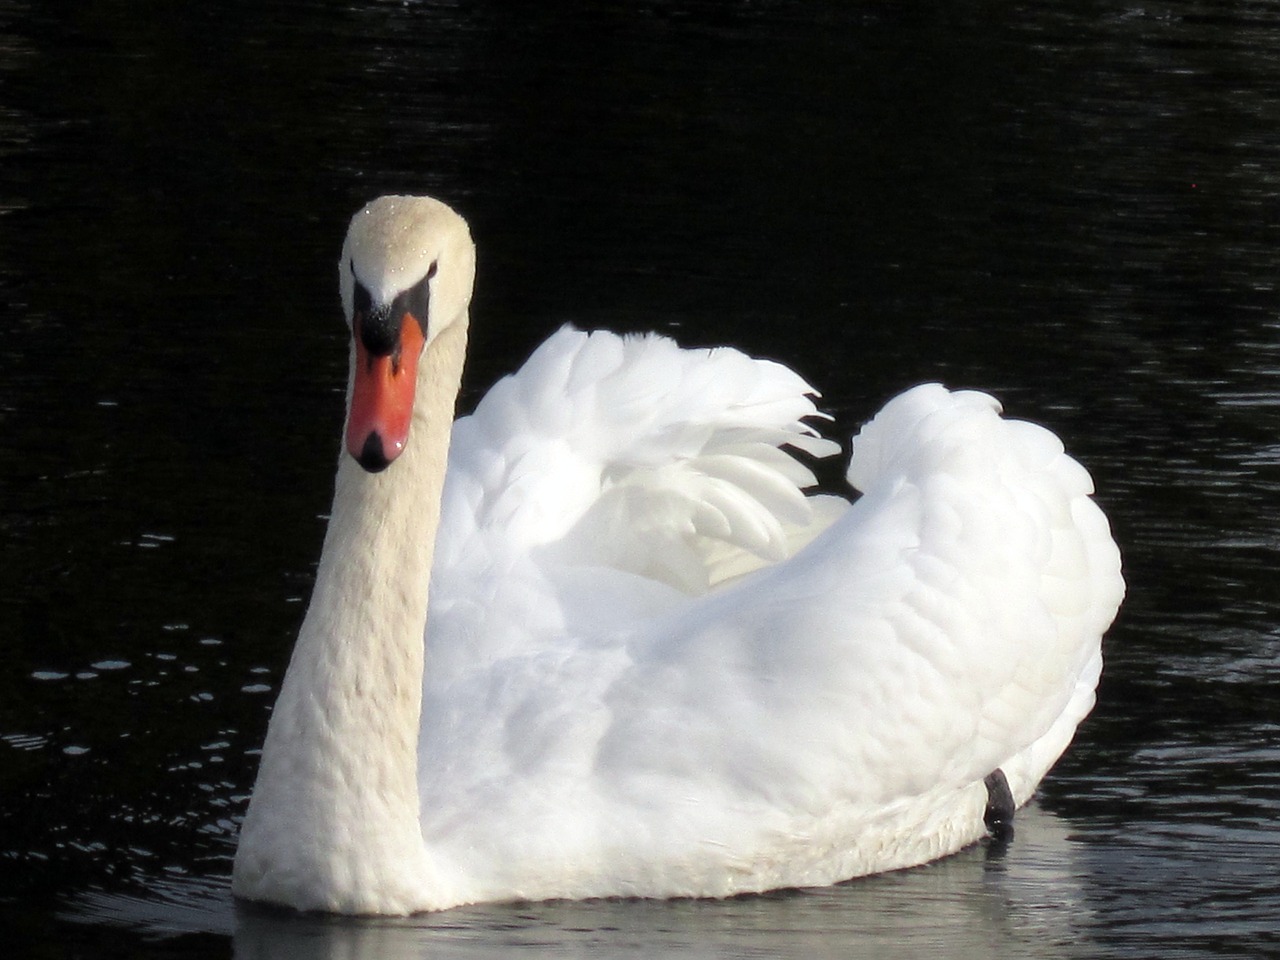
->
[351,278,396,354]
[426,260,438,280]
[349,266,434,352]
[393,269,432,340]
[354,271,432,356]
[353,279,374,317]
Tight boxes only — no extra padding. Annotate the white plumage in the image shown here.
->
[232,196,1124,915]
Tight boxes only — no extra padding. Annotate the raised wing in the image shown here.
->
[426,325,842,680]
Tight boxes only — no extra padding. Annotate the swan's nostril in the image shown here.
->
[356,432,393,473]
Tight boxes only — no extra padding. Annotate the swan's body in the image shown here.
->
[232,196,1124,915]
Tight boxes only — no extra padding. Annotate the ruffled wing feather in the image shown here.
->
[420,332,1123,901]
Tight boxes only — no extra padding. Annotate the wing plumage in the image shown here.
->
[427,327,842,676]
[437,326,839,585]
[420,328,1123,902]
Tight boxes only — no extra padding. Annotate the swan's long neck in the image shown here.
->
[233,320,467,914]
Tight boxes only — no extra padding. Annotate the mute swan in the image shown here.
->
[231,195,1124,915]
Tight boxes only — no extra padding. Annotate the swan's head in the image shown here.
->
[338,195,476,472]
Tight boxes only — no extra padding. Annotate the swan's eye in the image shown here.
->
[426,260,438,281]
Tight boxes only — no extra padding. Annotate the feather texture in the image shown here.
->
[233,197,1124,915]
[418,331,1123,906]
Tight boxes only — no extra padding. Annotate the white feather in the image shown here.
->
[420,348,1124,905]
[233,197,1125,915]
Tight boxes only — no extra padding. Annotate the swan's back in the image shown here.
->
[418,329,1122,904]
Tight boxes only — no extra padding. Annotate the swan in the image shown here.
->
[231,195,1124,915]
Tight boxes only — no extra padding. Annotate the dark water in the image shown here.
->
[2,2,1278,957]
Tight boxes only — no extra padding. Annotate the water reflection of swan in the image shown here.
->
[60,805,1095,958]
[231,196,1124,915]
[231,804,1094,959]
[62,803,1100,960]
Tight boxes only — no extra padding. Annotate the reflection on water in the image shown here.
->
[66,804,1093,960]
[4,1,1280,957]
[58,794,1280,958]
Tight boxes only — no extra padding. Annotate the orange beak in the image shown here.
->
[346,313,426,472]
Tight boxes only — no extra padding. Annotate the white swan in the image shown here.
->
[231,195,1124,915]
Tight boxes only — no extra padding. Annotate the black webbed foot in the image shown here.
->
[983,768,1016,844]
